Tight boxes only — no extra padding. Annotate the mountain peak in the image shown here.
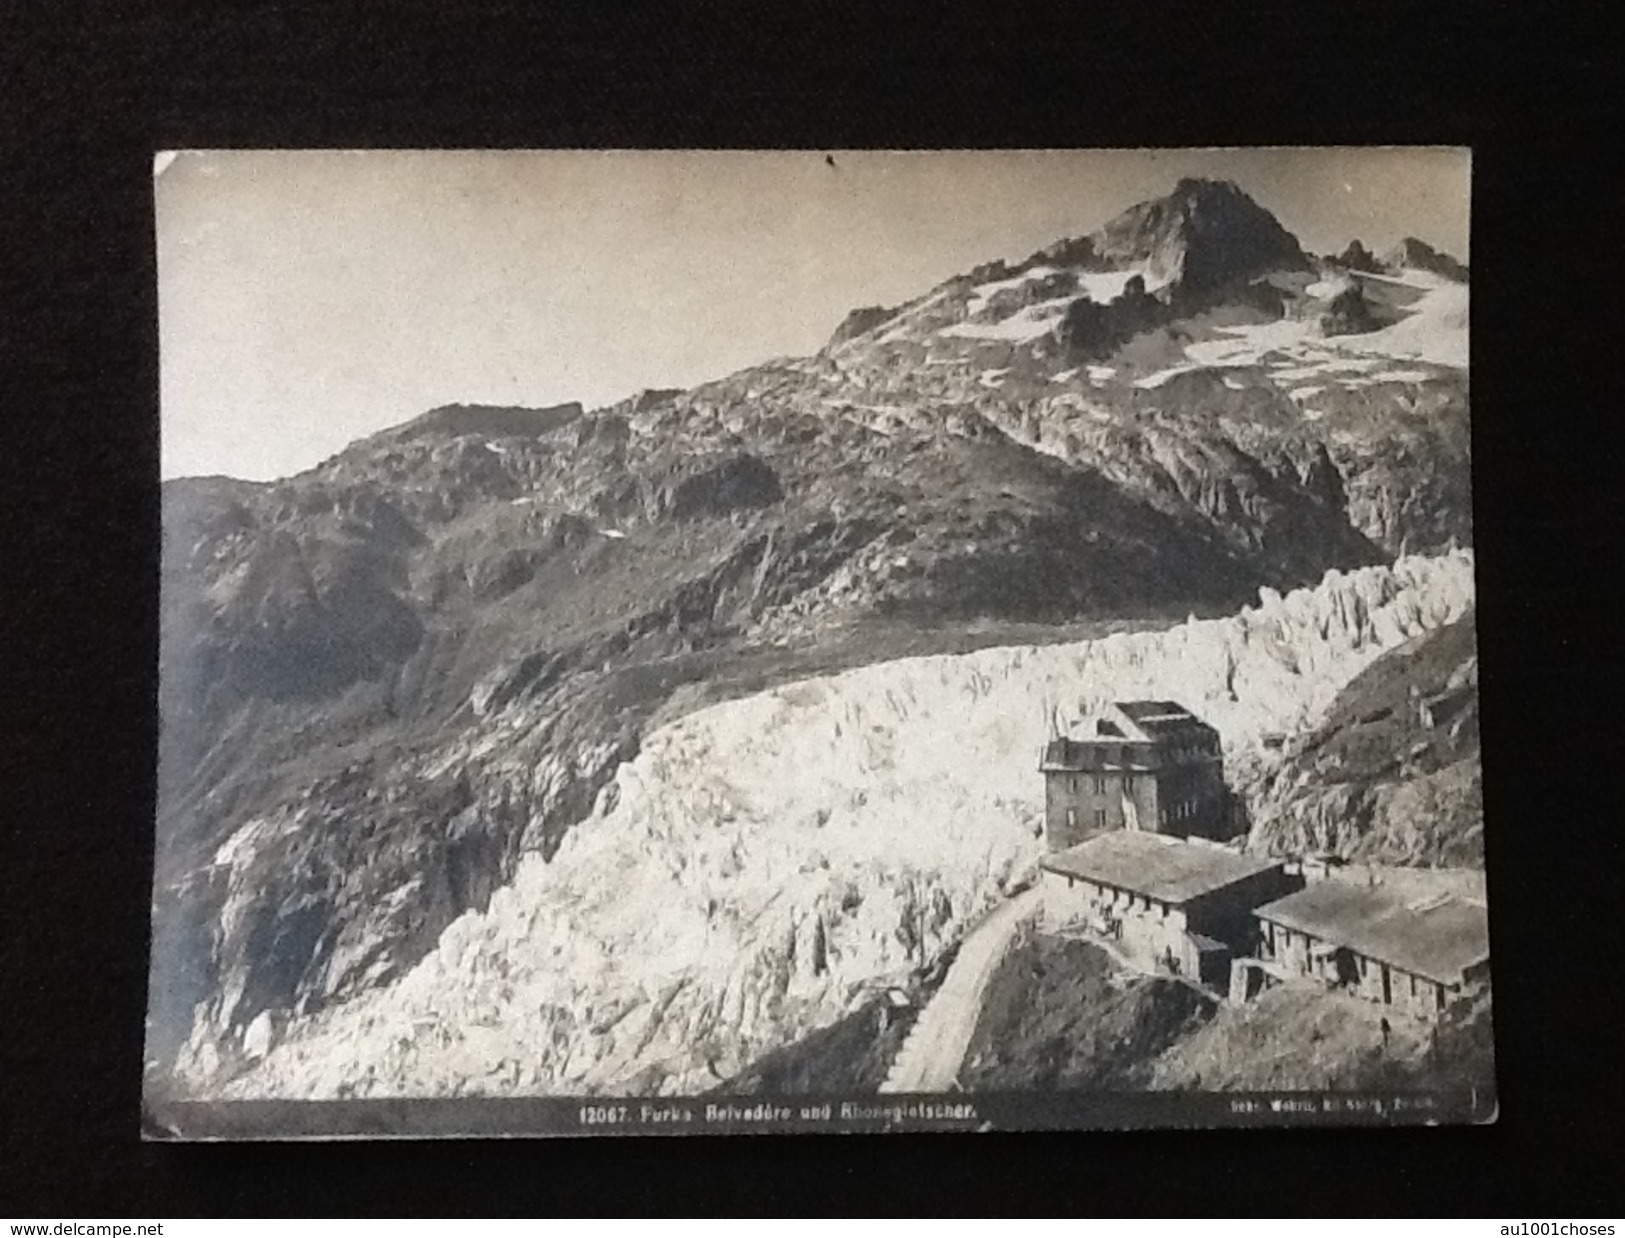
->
[1087,177,1309,296]
[1333,239,1384,273]
[1171,175,1247,200]
[1383,236,1469,282]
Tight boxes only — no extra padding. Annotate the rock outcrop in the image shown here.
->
[1052,275,1168,360]
[1383,236,1469,282]
[1237,610,1482,866]
[1333,239,1384,273]
[827,304,900,348]
[1319,282,1385,336]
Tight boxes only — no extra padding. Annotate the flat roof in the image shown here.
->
[1118,700,1191,721]
[1254,882,1490,986]
[1040,831,1283,906]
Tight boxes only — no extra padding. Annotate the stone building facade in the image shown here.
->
[1039,700,1231,851]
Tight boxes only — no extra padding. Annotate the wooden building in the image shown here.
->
[1038,700,1231,850]
[1039,831,1302,987]
[1253,882,1490,1019]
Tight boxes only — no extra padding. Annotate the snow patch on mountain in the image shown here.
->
[942,302,1069,343]
[1077,267,1164,301]
[965,267,1064,314]
[1340,281,1468,369]
[200,552,1476,1101]
[1134,363,1203,389]
[1180,278,1467,377]
[1306,276,1355,299]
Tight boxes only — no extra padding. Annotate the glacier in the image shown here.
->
[196,550,1476,1100]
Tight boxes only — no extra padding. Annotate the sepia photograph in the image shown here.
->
[145,148,1486,1138]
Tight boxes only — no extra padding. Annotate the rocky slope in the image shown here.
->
[174,552,1474,1098]
[150,176,1474,1098]
[960,936,1491,1095]
[958,936,1215,1090]
[1147,981,1493,1094]
[1236,611,1482,867]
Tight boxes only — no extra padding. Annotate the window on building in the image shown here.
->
[1093,809,1106,829]
[1065,808,1077,830]
[1093,776,1107,794]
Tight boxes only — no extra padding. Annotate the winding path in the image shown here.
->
[879,886,1045,1093]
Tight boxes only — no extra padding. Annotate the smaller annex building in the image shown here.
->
[1040,831,1302,987]
[1253,883,1490,1018]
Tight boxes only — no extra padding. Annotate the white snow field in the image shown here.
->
[945,263,1171,345]
[1183,268,1468,378]
[212,551,1476,1100]
[963,266,1064,315]
[942,304,1067,343]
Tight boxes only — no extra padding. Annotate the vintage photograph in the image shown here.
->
[146,148,1486,1137]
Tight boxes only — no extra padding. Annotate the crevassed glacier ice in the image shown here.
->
[213,551,1475,1099]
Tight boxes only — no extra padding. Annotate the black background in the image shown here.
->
[2,2,1620,1218]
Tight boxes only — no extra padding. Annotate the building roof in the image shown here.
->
[1074,700,1214,744]
[1039,738,1158,772]
[1039,701,1219,772]
[1118,700,1188,719]
[1254,882,1490,986]
[1118,701,1216,743]
[1040,831,1283,906]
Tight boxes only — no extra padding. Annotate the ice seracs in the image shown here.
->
[203,551,1474,1101]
